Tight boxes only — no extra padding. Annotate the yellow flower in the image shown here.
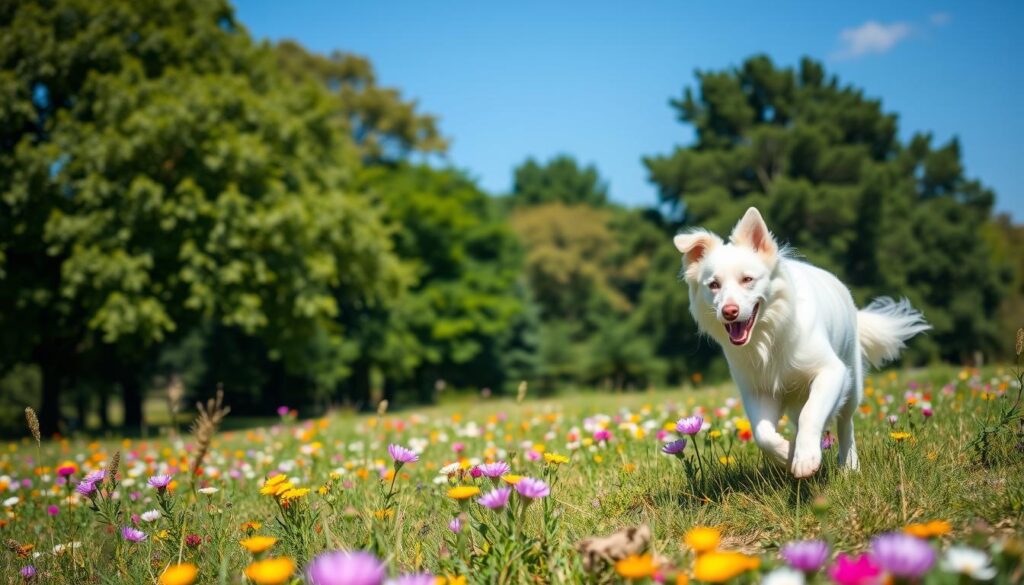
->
[904,519,952,538]
[241,521,262,533]
[279,488,310,502]
[709,430,722,439]
[159,563,198,585]
[240,536,278,554]
[718,456,736,466]
[501,475,522,485]
[684,526,721,554]
[447,486,481,500]
[890,432,912,442]
[244,557,295,585]
[694,551,759,582]
[259,475,288,496]
[735,418,751,433]
[543,453,569,465]
[374,508,395,519]
[615,553,658,579]
[435,577,467,585]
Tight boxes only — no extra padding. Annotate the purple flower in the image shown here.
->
[477,461,511,478]
[469,466,483,478]
[20,565,36,581]
[385,575,436,585]
[75,480,97,497]
[871,533,936,578]
[46,505,59,516]
[387,444,419,465]
[83,470,105,483]
[277,405,290,417]
[448,517,462,533]
[147,474,172,490]
[477,487,512,510]
[887,415,898,426]
[120,526,146,543]
[662,439,687,456]
[514,477,550,500]
[307,550,386,585]
[781,539,830,572]
[675,415,704,435]
[821,431,836,451]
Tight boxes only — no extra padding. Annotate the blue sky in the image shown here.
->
[236,1,1023,220]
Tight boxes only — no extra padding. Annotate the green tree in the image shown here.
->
[509,155,608,207]
[0,0,403,432]
[645,55,1014,361]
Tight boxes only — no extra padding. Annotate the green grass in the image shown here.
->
[1,365,1022,583]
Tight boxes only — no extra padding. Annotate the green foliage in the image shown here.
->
[645,55,1016,361]
[509,155,609,207]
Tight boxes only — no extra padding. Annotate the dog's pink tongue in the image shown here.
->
[727,321,745,342]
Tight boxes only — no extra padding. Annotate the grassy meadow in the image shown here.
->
[0,366,1022,584]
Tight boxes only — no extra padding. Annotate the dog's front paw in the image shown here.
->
[790,445,822,478]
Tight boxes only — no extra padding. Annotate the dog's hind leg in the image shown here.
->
[836,401,859,470]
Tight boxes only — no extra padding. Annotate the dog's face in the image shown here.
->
[674,207,779,347]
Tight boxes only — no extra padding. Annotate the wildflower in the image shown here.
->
[46,505,59,516]
[241,521,262,533]
[198,487,218,495]
[448,517,462,533]
[478,487,512,510]
[83,469,106,483]
[388,444,419,466]
[675,416,703,435]
[245,557,296,585]
[828,553,881,585]
[276,406,290,417]
[121,526,146,543]
[781,540,829,572]
[280,488,310,502]
[593,429,612,443]
[185,534,203,548]
[501,474,522,485]
[543,453,569,465]
[75,480,97,497]
[148,475,172,490]
[903,519,951,538]
[615,553,658,579]
[940,546,996,580]
[870,533,935,579]
[20,565,36,581]
[477,461,510,478]
[3,497,19,508]
[684,526,721,554]
[241,536,278,554]
[890,431,912,442]
[159,563,198,585]
[57,463,77,477]
[447,486,481,500]
[306,550,385,585]
[693,551,759,582]
[140,509,161,522]
[662,439,687,456]
[762,567,805,585]
[886,415,898,426]
[821,431,836,451]
[514,477,550,500]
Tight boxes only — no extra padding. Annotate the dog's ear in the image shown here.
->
[731,207,778,259]
[673,230,722,280]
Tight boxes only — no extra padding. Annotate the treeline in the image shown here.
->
[1,0,1020,434]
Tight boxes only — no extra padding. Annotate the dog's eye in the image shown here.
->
[741,276,754,285]
[708,281,720,291]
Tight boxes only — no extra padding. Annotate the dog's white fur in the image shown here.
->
[674,208,930,477]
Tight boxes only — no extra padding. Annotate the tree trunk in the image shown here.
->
[38,356,63,437]
[120,370,143,432]
[98,390,110,430]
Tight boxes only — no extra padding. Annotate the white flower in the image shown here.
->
[761,567,805,585]
[198,487,219,495]
[941,546,996,580]
[141,509,161,522]
[438,462,461,475]
[3,496,19,508]
[52,542,82,555]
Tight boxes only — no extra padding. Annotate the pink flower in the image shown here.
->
[276,406,290,417]
[828,553,881,585]
[477,461,510,478]
[46,505,59,516]
[675,416,703,436]
[387,444,419,465]
[452,442,465,454]
[148,475,172,490]
[56,466,76,477]
[514,477,550,500]
[593,429,612,442]
[469,466,483,478]
[448,517,462,533]
[121,526,146,543]
[477,487,512,510]
[821,431,836,451]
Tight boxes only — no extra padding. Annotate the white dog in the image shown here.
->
[674,207,929,477]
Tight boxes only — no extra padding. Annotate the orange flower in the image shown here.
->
[159,563,198,585]
[240,536,278,554]
[244,557,295,585]
[684,526,721,554]
[694,551,759,582]
[904,519,952,538]
[615,554,658,579]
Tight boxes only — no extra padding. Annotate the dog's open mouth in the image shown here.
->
[725,303,759,346]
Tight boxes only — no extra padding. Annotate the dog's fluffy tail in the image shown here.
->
[857,297,930,368]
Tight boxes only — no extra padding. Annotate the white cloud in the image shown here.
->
[833,20,913,60]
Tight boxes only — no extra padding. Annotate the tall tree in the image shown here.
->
[509,155,609,207]
[645,55,1013,361]
[0,0,403,432]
